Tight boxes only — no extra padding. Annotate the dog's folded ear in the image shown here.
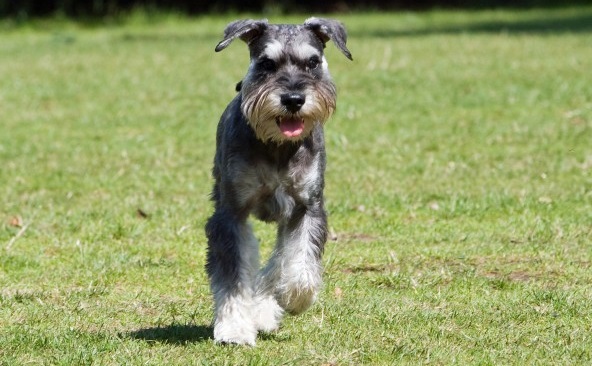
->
[215,19,269,52]
[304,17,353,61]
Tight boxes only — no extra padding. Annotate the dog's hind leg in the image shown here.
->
[205,210,259,345]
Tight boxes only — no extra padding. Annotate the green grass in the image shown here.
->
[1,7,592,365]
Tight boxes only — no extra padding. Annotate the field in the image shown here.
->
[1,7,591,365]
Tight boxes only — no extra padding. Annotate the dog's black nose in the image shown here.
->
[280,93,306,113]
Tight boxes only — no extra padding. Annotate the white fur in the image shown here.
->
[321,56,329,72]
[278,213,323,314]
[259,213,323,315]
[212,224,260,345]
[293,42,320,61]
[263,39,284,61]
[252,268,285,332]
[212,289,256,345]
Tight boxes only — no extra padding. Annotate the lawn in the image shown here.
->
[1,6,591,365]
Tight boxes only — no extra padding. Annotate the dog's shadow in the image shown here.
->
[126,324,213,345]
[125,324,290,345]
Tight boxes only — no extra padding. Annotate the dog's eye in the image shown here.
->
[259,58,277,72]
[307,56,320,70]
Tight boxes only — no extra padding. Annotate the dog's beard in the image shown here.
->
[242,84,336,143]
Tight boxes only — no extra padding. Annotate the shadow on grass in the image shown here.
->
[125,324,291,345]
[126,324,213,345]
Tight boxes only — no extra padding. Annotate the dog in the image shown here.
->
[205,17,352,345]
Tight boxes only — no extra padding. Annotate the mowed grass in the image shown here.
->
[1,7,591,365]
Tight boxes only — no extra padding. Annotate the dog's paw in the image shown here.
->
[278,286,317,315]
[252,294,284,333]
[213,317,257,346]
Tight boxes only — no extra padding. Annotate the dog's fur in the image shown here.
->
[205,18,352,345]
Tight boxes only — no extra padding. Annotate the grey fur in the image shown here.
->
[205,17,352,346]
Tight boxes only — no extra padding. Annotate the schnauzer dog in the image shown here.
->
[205,17,352,345]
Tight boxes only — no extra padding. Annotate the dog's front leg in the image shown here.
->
[273,205,328,315]
[205,209,259,345]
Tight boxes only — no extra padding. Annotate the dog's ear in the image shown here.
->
[215,19,269,52]
[304,17,353,61]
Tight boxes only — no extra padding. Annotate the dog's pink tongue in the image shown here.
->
[279,117,304,137]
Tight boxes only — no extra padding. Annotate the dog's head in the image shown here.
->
[215,18,352,143]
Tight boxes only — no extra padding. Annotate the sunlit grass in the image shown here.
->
[1,7,591,364]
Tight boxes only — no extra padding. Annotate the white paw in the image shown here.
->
[278,286,317,315]
[252,294,284,332]
[213,317,257,346]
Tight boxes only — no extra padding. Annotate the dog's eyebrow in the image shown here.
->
[292,43,320,61]
[263,40,284,61]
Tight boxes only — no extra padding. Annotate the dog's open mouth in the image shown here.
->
[277,116,305,138]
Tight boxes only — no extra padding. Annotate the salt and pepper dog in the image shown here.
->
[205,18,352,345]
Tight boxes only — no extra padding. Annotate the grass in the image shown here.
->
[1,6,591,365]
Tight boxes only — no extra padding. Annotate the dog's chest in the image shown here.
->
[236,145,323,221]
[259,151,320,199]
